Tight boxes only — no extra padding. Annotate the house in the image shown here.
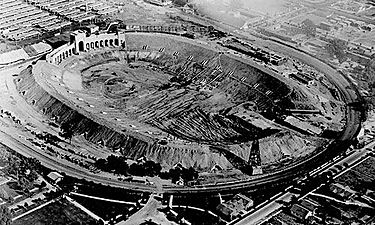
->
[299,199,317,212]
[290,204,312,221]
[329,183,357,199]
[267,217,284,225]
[47,171,63,184]
[216,194,254,220]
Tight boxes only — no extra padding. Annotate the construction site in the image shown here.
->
[9,30,349,187]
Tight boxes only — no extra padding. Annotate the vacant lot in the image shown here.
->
[12,198,96,225]
[71,195,134,221]
[352,157,375,180]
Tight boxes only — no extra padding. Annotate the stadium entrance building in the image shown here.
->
[46,30,126,65]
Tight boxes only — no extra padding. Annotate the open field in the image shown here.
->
[12,198,96,225]
[71,195,134,221]
[0,183,20,200]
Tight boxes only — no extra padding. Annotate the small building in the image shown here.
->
[216,194,254,221]
[45,33,70,49]
[47,171,63,184]
[290,204,312,221]
[267,217,284,225]
[329,183,357,199]
[299,199,319,212]
[318,22,332,31]
[86,24,99,34]
[252,166,263,175]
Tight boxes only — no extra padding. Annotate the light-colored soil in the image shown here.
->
[119,195,176,225]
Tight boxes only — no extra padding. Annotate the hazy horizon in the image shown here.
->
[191,0,290,27]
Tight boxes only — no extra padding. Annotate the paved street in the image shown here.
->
[232,140,373,225]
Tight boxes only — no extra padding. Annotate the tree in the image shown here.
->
[129,163,143,176]
[326,39,348,63]
[290,195,299,204]
[59,123,74,143]
[0,205,11,225]
[173,0,188,7]
[40,181,47,189]
[4,156,21,177]
[95,158,107,170]
[143,161,162,177]
[18,177,33,193]
[181,167,198,181]
[27,170,39,183]
[301,19,317,37]
[24,157,42,172]
[168,168,181,183]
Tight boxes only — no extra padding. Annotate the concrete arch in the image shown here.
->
[79,41,84,52]
[47,32,126,64]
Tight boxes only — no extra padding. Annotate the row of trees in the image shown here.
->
[95,155,162,177]
[162,166,199,184]
[95,155,198,184]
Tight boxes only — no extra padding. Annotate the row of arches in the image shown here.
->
[50,37,124,65]
[79,38,121,52]
[54,47,74,64]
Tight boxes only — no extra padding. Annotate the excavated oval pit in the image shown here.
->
[15,33,345,178]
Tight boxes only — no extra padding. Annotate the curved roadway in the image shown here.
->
[1,38,362,195]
